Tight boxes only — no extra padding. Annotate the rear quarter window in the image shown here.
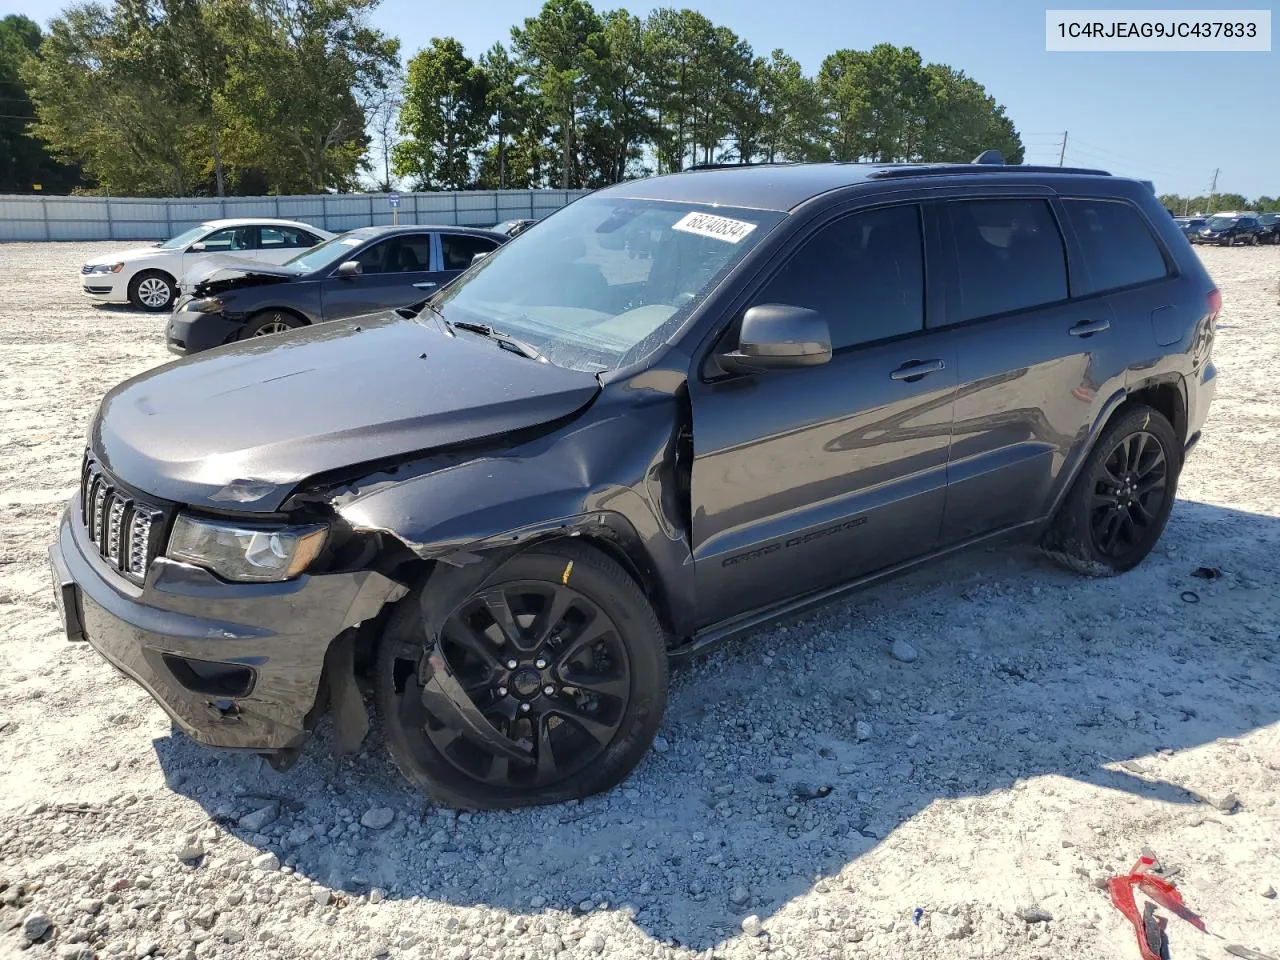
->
[1061,199,1170,296]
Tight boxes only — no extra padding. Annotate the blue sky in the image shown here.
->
[7,0,1276,197]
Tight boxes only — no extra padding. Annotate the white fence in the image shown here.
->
[0,190,593,242]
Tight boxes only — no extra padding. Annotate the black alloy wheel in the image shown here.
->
[1088,430,1169,560]
[1043,404,1180,576]
[377,543,668,809]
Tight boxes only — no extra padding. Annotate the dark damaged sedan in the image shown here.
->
[166,225,507,354]
[51,159,1217,809]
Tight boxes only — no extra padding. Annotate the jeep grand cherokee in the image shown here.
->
[50,156,1218,809]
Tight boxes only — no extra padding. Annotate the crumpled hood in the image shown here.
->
[188,261,298,296]
[184,259,295,293]
[91,312,600,512]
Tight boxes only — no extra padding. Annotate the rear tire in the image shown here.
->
[128,270,176,311]
[1042,405,1180,576]
[376,542,669,810]
[242,310,303,339]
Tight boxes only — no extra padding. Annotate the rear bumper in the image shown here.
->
[51,502,403,752]
[1185,361,1216,456]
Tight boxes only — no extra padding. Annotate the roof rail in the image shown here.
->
[868,163,1110,180]
[686,161,794,171]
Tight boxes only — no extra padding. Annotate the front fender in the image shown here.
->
[331,401,696,637]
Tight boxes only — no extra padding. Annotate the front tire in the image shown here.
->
[242,310,303,339]
[376,542,669,809]
[1042,405,1180,576]
[128,271,176,311]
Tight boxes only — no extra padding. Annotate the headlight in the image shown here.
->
[87,262,125,274]
[184,296,224,313]
[167,515,327,582]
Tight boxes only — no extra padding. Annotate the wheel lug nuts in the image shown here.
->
[543,685,556,696]
[519,702,531,713]
[535,658,548,669]
[497,686,508,697]
[506,659,518,670]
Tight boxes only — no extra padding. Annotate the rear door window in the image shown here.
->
[943,199,1068,322]
[441,233,500,271]
[1060,199,1170,295]
[752,204,925,349]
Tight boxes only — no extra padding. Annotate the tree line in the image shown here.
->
[1158,193,1280,215]
[7,0,1019,196]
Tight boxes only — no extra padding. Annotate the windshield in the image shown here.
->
[1261,214,1278,225]
[157,226,208,250]
[432,196,783,373]
[284,229,376,273]
[1205,216,1238,228]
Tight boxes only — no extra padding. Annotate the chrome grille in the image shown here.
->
[80,452,166,583]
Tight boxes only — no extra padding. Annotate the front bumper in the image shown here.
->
[50,502,403,752]
[82,276,124,301]
[165,307,244,355]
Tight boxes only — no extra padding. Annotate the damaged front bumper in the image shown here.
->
[50,503,403,753]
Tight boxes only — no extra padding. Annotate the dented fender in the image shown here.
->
[330,389,697,638]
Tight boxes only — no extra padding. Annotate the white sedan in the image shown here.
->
[79,218,335,311]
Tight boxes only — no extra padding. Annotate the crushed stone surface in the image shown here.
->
[1,241,1278,960]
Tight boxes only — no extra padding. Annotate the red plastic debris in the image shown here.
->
[1107,853,1206,960]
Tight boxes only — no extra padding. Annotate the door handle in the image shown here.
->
[413,281,438,290]
[889,359,946,382]
[1069,318,1111,337]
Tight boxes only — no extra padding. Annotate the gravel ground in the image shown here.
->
[1,241,1278,960]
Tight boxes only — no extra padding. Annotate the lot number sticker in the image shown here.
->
[673,211,757,244]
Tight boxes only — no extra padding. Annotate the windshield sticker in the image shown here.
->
[672,212,757,244]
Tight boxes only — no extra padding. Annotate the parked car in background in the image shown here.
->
[52,156,1218,809]
[80,219,334,312]
[1256,213,1280,244]
[492,218,538,238]
[1175,216,1206,240]
[166,225,507,354]
[1193,214,1264,245]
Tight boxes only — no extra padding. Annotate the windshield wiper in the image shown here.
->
[448,320,547,363]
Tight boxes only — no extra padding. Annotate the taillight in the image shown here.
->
[1207,288,1221,320]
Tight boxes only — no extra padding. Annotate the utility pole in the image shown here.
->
[1058,131,1068,166]
[1208,168,1220,212]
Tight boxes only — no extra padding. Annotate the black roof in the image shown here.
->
[598,161,1116,213]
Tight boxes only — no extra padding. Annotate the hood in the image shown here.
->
[189,261,298,296]
[85,245,170,266]
[91,312,600,512]
[180,257,293,295]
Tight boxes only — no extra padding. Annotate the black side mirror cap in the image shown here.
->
[720,304,833,373]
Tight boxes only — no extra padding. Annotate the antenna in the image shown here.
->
[972,150,1005,165]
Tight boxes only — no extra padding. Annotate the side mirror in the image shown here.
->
[720,304,832,373]
[188,242,207,252]
[471,251,491,265]
[336,260,362,278]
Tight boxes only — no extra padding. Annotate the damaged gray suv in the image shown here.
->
[50,157,1219,809]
